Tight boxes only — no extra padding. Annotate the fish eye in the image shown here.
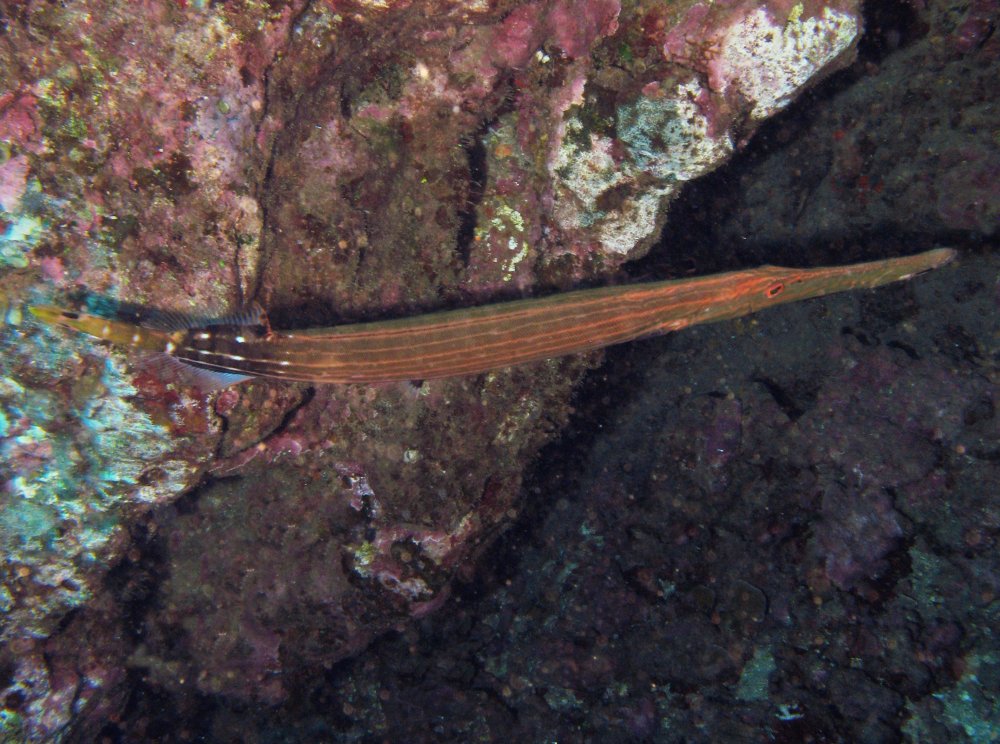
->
[766,283,784,298]
[62,310,80,320]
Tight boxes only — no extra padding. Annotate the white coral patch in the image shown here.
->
[617,84,733,182]
[716,6,859,120]
[553,123,627,205]
[596,184,675,255]
[553,80,732,255]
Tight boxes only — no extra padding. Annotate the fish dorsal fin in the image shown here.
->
[199,303,269,330]
[124,302,269,333]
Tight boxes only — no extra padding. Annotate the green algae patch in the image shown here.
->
[735,646,776,702]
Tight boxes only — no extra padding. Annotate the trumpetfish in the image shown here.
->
[27,248,955,387]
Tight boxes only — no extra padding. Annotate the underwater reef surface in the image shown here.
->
[96,0,995,734]
[103,0,996,738]
[0,0,991,739]
[160,247,995,744]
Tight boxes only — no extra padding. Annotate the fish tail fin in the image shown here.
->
[28,305,173,352]
[30,301,266,391]
[0,292,23,327]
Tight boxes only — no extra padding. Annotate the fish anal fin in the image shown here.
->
[141,353,254,392]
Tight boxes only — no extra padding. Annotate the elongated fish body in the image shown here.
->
[28,248,955,386]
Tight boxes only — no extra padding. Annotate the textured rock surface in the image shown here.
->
[110,227,997,743]
[707,0,1000,244]
[0,0,867,736]
[86,0,997,736]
